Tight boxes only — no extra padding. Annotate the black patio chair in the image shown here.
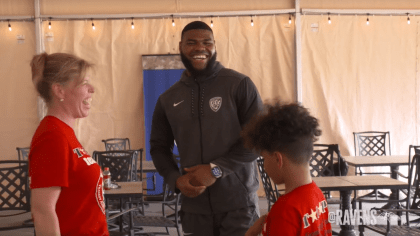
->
[353,131,392,200]
[256,156,281,211]
[130,182,182,236]
[16,147,30,163]
[0,160,33,232]
[102,138,131,151]
[359,154,420,235]
[93,150,139,233]
[310,144,347,207]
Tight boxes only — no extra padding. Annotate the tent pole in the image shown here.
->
[295,0,302,103]
[34,0,47,121]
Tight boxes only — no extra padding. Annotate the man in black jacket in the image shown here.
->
[150,21,263,236]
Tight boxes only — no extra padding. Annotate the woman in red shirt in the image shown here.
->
[29,53,108,235]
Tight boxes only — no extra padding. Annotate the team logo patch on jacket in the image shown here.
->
[209,97,222,112]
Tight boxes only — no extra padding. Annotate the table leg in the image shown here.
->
[338,190,356,236]
[380,166,400,209]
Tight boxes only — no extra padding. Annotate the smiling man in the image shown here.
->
[149,21,263,236]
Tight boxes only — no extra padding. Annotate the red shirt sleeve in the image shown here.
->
[29,131,70,189]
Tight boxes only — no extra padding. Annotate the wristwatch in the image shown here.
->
[210,163,223,178]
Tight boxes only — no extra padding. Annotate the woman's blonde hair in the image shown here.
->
[30,52,93,104]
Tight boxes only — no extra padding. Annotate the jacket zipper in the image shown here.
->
[195,78,214,213]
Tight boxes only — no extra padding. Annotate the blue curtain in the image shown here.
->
[143,69,184,194]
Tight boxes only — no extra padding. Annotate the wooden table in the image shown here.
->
[277,175,407,236]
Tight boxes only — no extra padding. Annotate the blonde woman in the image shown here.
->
[29,53,108,235]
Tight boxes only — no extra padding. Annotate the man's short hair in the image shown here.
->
[181,21,213,38]
[241,102,322,164]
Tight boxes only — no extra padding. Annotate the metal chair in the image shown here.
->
[311,144,346,209]
[102,138,131,151]
[354,131,392,200]
[131,182,182,236]
[0,160,34,231]
[359,154,420,236]
[93,150,138,233]
[256,156,281,211]
[16,147,30,161]
[93,150,138,182]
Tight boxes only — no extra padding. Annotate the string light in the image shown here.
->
[8,20,11,31]
[366,14,370,25]
[289,14,292,24]
[91,18,95,30]
[251,16,254,26]
[131,18,134,29]
[172,15,175,27]
[328,13,331,24]
[210,16,213,28]
[48,17,52,29]
[407,14,410,24]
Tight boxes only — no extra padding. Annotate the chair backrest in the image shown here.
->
[310,144,342,177]
[16,147,30,161]
[102,138,131,151]
[0,160,30,212]
[256,156,280,211]
[407,154,420,221]
[409,145,420,166]
[93,150,136,182]
[353,131,391,156]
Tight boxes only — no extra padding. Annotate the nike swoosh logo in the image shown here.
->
[173,100,184,107]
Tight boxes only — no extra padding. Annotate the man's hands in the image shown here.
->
[185,164,217,187]
[175,164,218,198]
[175,174,206,198]
[245,213,267,236]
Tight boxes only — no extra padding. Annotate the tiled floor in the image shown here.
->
[1,196,411,236]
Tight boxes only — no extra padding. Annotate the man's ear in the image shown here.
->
[274,152,283,169]
[51,83,65,101]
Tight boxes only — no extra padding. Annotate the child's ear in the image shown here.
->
[274,152,283,169]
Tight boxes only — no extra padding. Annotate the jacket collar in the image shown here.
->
[180,61,224,85]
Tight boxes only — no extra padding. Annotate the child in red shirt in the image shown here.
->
[242,102,332,236]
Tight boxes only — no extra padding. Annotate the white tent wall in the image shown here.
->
[0,21,38,159]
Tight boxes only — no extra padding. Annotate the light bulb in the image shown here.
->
[8,23,11,31]
[172,19,175,27]
[328,17,331,24]
[408,16,411,24]
[131,22,134,29]
[289,15,291,24]
[49,21,51,29]
[366,18,369,25]
[92,23,95,30]
[211,20,213,28]
[251,19,254,26]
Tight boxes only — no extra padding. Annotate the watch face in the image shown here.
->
[212,166,222,178]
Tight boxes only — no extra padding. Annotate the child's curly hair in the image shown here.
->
[242,101,321,164]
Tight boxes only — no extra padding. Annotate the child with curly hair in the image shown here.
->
[242,102,332,236]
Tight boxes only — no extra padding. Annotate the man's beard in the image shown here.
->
[180,51,217,77]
